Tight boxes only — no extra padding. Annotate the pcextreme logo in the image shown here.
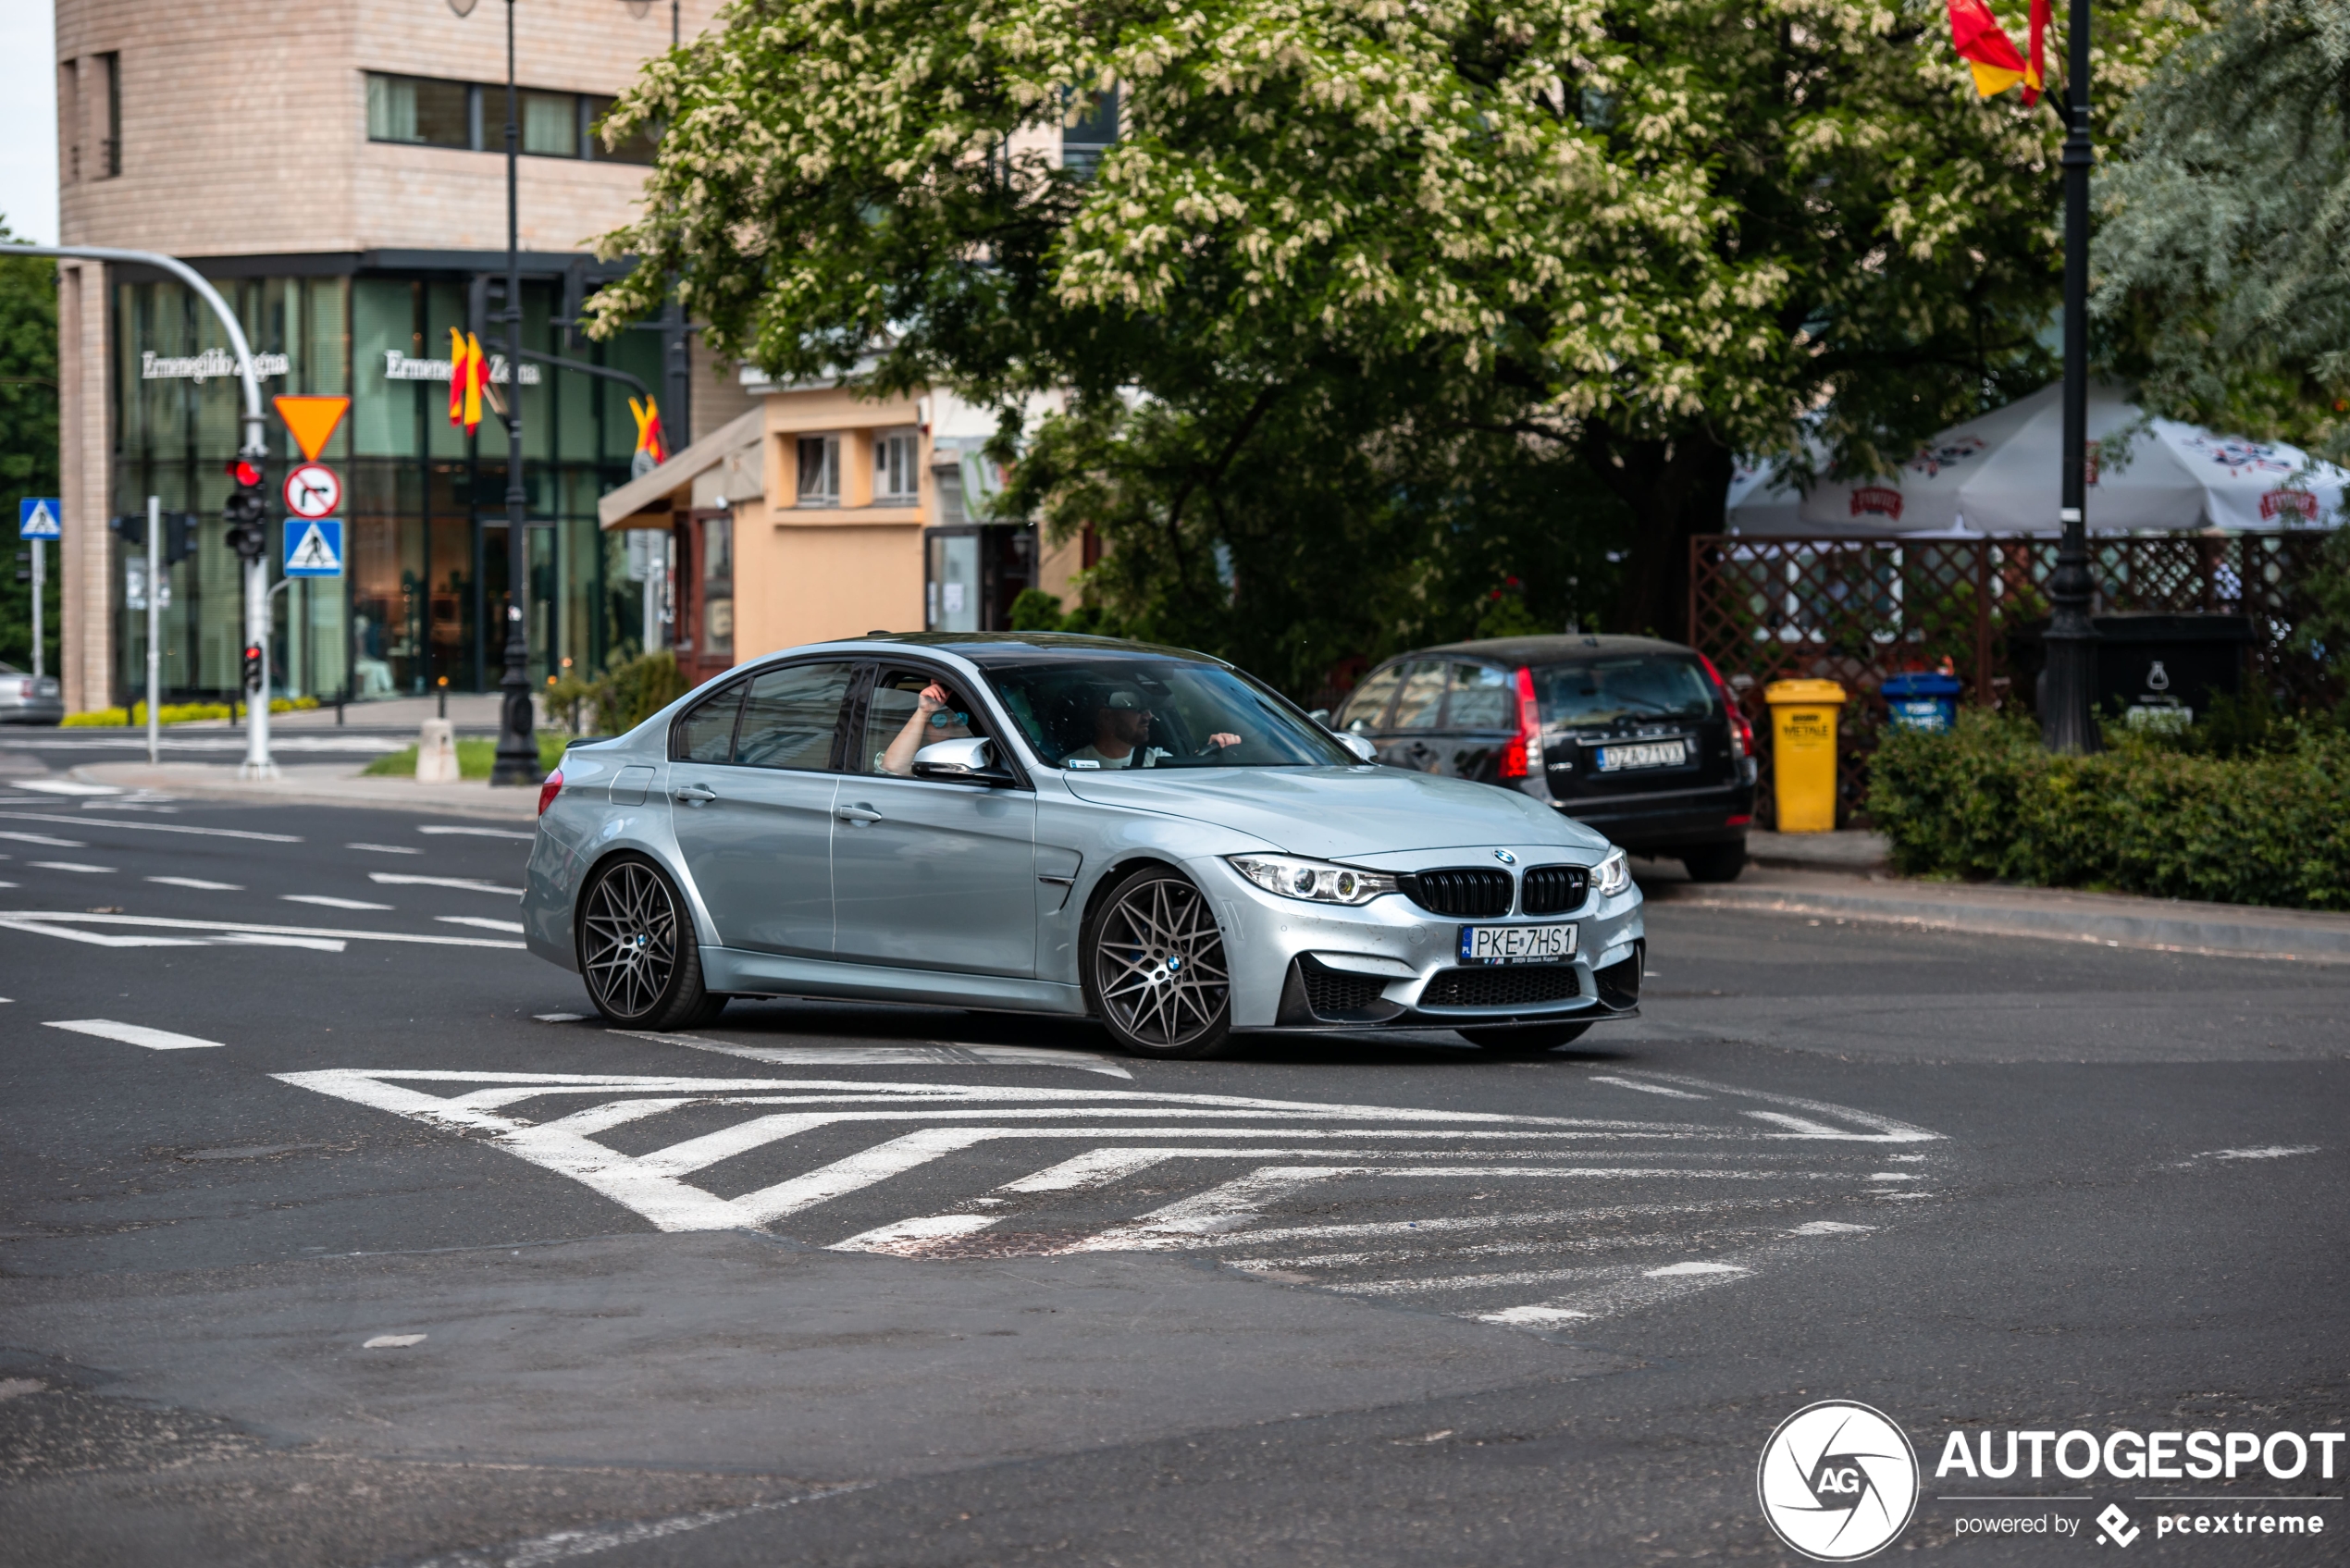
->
[1758,1401,1921,1562]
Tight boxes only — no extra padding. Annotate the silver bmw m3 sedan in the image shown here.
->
[521,633,1646,1059]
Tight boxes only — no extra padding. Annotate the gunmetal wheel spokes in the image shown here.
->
[1097,879,1228,1047]
[582,863,676,1019]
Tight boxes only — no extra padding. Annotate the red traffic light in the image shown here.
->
[227,459,264,488]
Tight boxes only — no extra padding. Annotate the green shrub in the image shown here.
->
[1867,708,2350,909]
[1008,589,1065,630]
[61,696,319,727]
[589,651,689,737]
[363,733,570,780]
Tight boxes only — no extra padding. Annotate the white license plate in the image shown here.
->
[1458,922,1577,965]
[1595,739,1687,772]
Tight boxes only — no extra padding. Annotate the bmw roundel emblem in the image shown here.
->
[1492,848,1517,865]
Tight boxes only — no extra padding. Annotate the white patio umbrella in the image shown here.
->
[1725,381,2346,536]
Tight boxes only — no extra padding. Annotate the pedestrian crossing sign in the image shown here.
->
[18,498,61,539]
[283,517,343,577]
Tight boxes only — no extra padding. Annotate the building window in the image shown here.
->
[796,436,840,506]
[367,74,474,149]
[875,430,920,505]
[522,90,578,157]
[100,53,121,178]
[587,95,660,165]
[1062,86,1118,179]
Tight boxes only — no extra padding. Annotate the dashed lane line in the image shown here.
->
[0,811,300,844]
[28,862,115,873]
[347,843,424,855]
[438,915,526,933]
[369,873,526,895]
[44,1019,226,1051]
[0,911,524,949]
[284,895,396,911]
[0,832,84,847]
[146,876,242,891]
[415,825,535,841]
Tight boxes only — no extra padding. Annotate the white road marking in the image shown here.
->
[14,780,122,796]
[0,919,207,947]
[1478,1305,1590,1327]
[400,1487,869,1568]
[535,1012,588,1022]
[633,1029,1136,1079]
[0,831,85,847]
[44,1019,226,1050]
[28,861,114,873]
[284,895,394,911]
[415,824,536,840]
[216,932,349,952]
[1644,1260,1748,1277]
[369,873,526,895]
[146,876,242,891]
[0,812,300,843]
[0,910,523,949]
[346,843,424,855]
[2198,1145,2320,1162]
[361,1334,427,1349]
[1790,1220,1874,1235]
[437,915,526,933]
[1589,1075,1708,1099]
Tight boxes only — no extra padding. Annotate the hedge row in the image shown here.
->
[1866,710,2350,910]
[61,696,321,727]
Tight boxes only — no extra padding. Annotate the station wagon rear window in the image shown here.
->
[1537,658,1715,727]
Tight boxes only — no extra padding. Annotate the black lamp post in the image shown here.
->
[451,0,545,785]
[2040,0,2100,753]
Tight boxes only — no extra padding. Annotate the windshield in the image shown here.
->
[983,657,1354,770]
[1537,657,1716,726]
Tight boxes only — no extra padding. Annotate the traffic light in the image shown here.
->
[11,548,27,584]
[109,512,146,548]
[223,456,269,561]
[166,512,198,565]
[241,641,265,693]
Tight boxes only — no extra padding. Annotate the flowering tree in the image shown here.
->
[591,0,2196,643]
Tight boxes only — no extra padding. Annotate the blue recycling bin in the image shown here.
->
[1881,673,1961,734]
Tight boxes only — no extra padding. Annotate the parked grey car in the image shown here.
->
[0,661,63,725]
[522,634,1645,1058]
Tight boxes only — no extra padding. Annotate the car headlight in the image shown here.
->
[1227,854,1397,906]
[1594,847,1631,897]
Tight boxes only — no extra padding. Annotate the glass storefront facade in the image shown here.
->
[112,265,664,704]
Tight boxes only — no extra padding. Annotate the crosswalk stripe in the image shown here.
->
[45,1019,225,1050]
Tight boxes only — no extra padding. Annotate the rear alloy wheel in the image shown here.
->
[1680,841,1747,883]
[575,855,725,1031]
[1084,867,1232,1058]
[1457,1021,1593,1053]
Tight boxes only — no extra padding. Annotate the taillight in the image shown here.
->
[538,769,563,816]
[1498,665,1542,779]
[1698,653,1754,759]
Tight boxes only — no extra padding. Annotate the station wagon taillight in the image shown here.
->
[1698,653,1755,759]
[1498,665,1542,779]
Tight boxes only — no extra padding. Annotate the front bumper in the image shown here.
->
[1192,852,1646,1031]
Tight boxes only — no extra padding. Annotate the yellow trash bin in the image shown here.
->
[1763,680,1846,833]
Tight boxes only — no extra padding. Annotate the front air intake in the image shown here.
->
[1400,868,1514,918]
[1420,966,1584,1008]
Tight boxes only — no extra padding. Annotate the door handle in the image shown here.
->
[836,804,884,824]
[674,784,717,804]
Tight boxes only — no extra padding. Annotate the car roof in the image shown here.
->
[1403,634,1699,667]
[824,632,1230,669]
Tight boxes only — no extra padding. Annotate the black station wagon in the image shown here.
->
[1327,635,1760,882]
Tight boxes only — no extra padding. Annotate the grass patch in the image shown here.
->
[365,733,571,780]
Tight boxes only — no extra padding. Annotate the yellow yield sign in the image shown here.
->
[273,394,352,463]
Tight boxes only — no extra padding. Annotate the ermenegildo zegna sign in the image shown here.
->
[382,350,541,386]
[140,348,292,382]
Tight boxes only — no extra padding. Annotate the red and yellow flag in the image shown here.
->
[2022,0,2048,105]
[1948,0,2028,97]
[446,330,489,435]
[447,327,468,428]
[629,395,667,466]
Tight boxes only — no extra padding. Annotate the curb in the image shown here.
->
[1656,880,2350,963]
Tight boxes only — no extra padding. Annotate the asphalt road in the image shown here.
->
[0,780,2344,1567]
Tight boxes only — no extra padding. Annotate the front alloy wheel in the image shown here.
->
[575,855,723,1030]
[1085,868,1232,1058]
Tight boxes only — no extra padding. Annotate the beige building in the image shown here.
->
[51,0,754,713]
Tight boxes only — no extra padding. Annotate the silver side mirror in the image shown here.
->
[912,735,1011,783]
[1336,733,1379,763]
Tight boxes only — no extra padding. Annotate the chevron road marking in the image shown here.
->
[272,1068,1945,1332]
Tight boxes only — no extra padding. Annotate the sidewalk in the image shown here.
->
[71,761,540,822]
[1640,860,2350,964]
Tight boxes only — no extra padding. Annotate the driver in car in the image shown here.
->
[1064,688,1242,769]
[878,681,976,775]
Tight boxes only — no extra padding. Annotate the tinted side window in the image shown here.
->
[1334,664,1403,733]
[673,681,745,762]
[1441,663,1513,729]
[1389,661,1449,731]
[735,661,855,771]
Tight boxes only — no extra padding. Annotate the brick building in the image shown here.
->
[52,0,755,713]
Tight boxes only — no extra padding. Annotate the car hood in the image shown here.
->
[1058,766,1610,860]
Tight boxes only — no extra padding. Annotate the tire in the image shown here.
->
[575,854,727,1031]
[1680,841,1747,883]
[1082,866,1232,1059]
[1457,1021,1594,1053]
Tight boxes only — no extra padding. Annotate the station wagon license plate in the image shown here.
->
[1594,739,1687,772]
[1458,923,1577,965]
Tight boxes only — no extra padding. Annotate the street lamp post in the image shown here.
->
[453,0,545,785]
[2040,0,2100,753]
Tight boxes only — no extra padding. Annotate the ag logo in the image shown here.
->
[1757,1401,1919,1561]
